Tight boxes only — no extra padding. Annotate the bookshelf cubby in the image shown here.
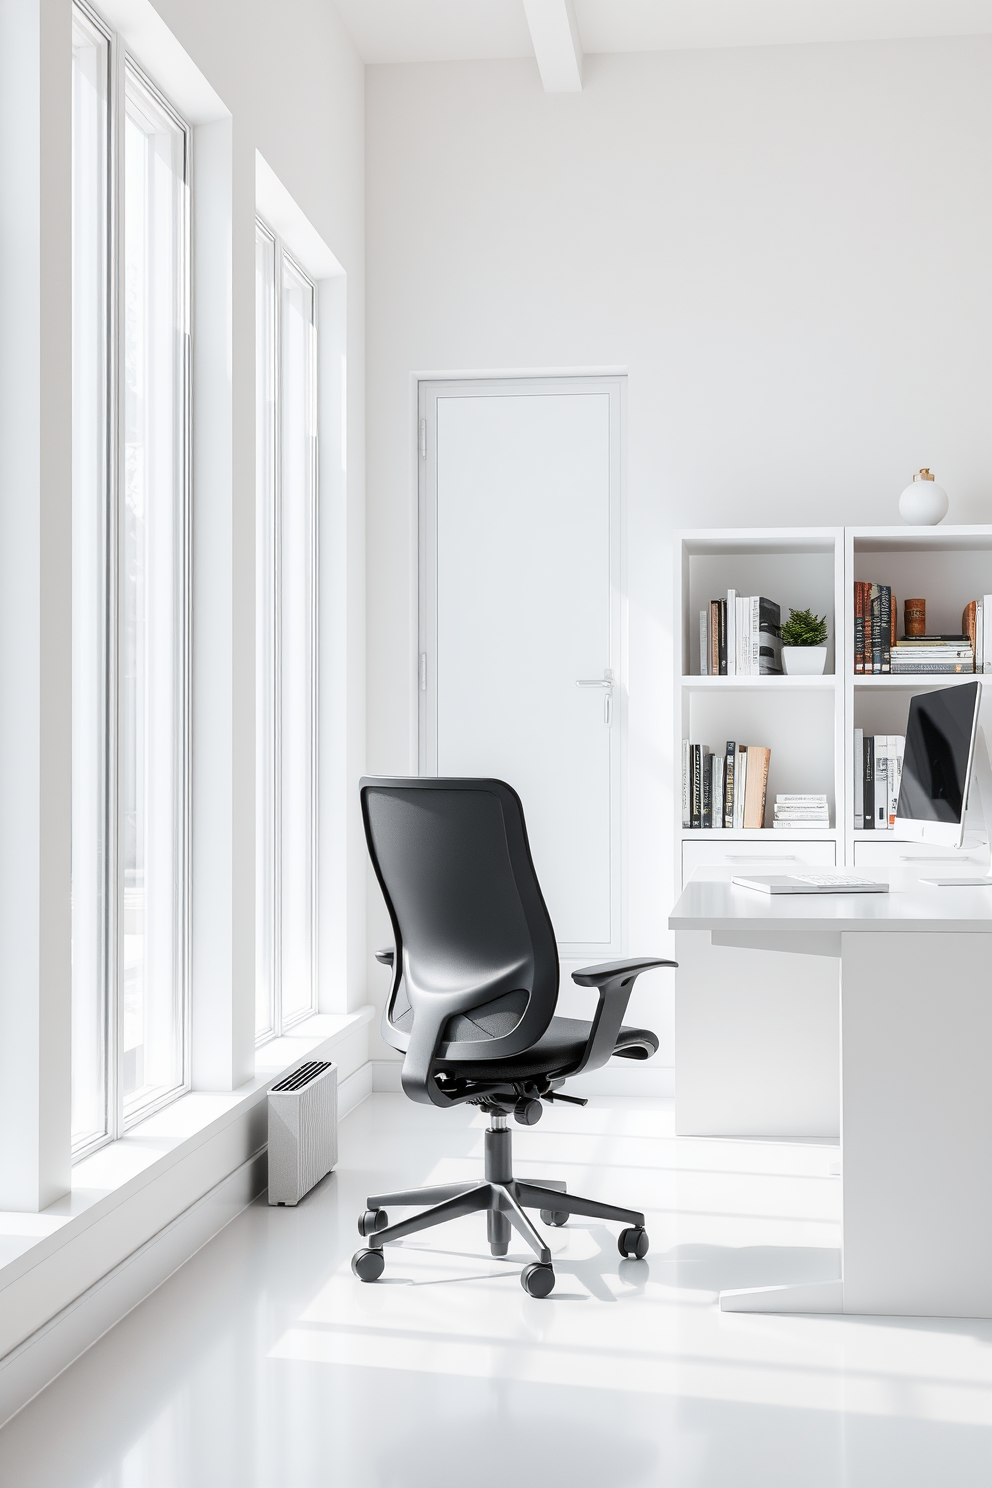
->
[676,529,844,885]
[677,525,992,886]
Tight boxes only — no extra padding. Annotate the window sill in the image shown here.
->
[0,1006,374,1283]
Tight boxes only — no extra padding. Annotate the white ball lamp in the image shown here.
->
[898,468,948,526]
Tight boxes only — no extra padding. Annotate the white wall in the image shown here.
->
[365,39,992,1064]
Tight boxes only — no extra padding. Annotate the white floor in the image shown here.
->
[1,1094,992,1486]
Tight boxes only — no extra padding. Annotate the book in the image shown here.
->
[854,582,869,673]
[886,736,905,826]
[682,740,691,828]
[691,744,702,828]
[717,599,727,675]
[854,727,864,829]
[711,754,724,828]
[701,749,712,828]
[980,600,985,672]
[891,647,973,657]
[723,742,736,828]
[710,600,720,676]
[699,610,708,674]
[874,735,889,828]
[749,596,782,675]
[984,595,992,673]
[743,746,770,828]
[890,661,975,674]
[880,587,892,672]
[963,601,977,665]
[775,793,827,802]
[726,591,737,678]
[863,733,874,830]
[734,747,747,830]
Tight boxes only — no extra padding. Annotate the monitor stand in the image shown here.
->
[921,725,992,886]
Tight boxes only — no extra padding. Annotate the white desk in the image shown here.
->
[670,868,992,1317]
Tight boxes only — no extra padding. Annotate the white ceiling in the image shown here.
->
[334,0,992,66]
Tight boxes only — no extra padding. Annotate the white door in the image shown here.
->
[419,377,623,957]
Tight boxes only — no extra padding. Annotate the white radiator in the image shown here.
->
[267,1059,338,1205]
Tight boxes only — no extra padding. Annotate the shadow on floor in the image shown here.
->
[650,1241,841,1294]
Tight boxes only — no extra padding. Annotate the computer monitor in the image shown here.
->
[896,680,982,846]
[895,679,992,882]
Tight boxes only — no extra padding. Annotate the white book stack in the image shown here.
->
[772,793,829,829]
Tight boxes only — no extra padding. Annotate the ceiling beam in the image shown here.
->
[522,0,583,93]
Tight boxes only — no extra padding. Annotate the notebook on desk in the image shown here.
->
[732,873,889,895]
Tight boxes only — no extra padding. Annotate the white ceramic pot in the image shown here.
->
[782,646,827,676]
[899,468,948,525]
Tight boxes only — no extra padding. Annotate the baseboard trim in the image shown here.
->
[369,1059,673,1100]
[0,1150,266,1431]
[338,1062,374,1116]
[372,1060,403,1092]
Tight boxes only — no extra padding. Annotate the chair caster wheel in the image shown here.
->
[352,1247,385,1282]
[520,1262,555,1298]
[357,1208,388,1238]
[540,1208,569,1227]
[618,1226,649,1260]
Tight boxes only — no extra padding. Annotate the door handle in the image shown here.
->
[576,669,614,725]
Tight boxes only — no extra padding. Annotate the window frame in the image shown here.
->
[255,215,319,1047]
[71,0,192,1158]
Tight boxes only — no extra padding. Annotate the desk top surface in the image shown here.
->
[670,867,992,933]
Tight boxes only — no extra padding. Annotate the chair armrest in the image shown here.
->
[572,956,676,988]
[567,956,677,1076]
[374,947,395,967]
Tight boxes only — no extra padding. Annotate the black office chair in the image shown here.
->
[352,776,676,1297]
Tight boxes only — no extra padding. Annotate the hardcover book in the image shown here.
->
[742,746,771,828]
[723,741,736,828]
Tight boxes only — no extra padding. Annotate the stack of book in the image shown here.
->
[853,732,905,829]
[772,794,829,829]
[890,636,974,674]
[962,598,992,672]
[681,740,771,829]
[699,592,782,676]
[853,582,897,673]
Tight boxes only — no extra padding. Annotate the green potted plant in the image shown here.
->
[780,607,829,676]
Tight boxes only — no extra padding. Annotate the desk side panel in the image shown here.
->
[842,931,992,1317]
[674,930,840,1138]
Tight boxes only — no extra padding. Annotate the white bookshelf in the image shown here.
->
[676,524,992,886]
[676,529,845,886]
[844,525,992,867]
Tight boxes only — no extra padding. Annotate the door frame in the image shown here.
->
[416,374,627,958]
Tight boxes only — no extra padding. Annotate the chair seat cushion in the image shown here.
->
[436,1015,658,1082]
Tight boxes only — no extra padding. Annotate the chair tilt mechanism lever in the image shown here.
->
[352,776,676,1297]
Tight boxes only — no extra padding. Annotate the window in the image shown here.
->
[255,220,318,1043]
[71,2,191,1155]
[71,5,111,1153]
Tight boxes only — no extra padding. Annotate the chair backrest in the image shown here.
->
[360,776,559,1064]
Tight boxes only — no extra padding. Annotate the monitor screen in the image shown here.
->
[898,681,981,826]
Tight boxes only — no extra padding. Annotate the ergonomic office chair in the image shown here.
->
[352,776,676,1297]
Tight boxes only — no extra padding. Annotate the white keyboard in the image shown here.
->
[792,874,877,887]
[732,872,889,895]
